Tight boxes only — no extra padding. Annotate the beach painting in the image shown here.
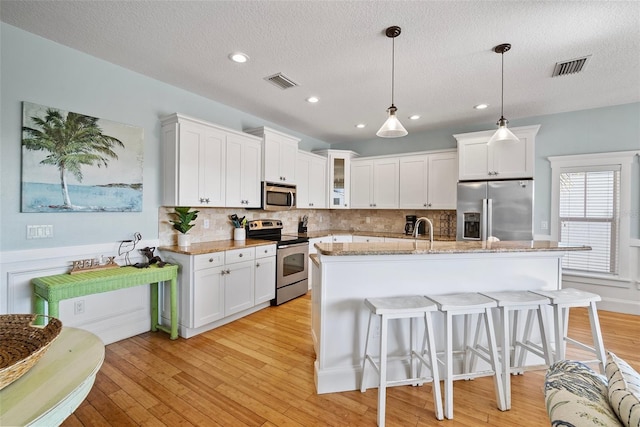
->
[21,102,144,212]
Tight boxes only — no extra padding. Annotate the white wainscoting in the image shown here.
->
[1,239,161,345]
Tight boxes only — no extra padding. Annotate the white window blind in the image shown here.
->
[559,166,620,274]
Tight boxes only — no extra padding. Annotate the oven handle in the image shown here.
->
[278,242,309,250]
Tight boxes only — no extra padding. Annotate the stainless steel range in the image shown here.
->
[246,219,309,305]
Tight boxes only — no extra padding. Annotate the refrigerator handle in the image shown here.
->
[487,198,493,239]
[482,199,488,241]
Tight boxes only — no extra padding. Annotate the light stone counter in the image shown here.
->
[159,238,274,255]
[314,240,589,256]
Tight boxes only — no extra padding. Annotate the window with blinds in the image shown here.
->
[558,166,620,274]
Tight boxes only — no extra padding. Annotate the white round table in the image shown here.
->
[0,327,105,426]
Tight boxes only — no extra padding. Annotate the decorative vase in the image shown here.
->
[177,233,191,247]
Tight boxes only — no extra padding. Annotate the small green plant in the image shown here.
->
[169,207,199,234]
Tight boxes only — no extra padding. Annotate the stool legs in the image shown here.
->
[587,301,607,374]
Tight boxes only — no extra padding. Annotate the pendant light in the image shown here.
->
[488,43,519,144]
[377,26,407,138]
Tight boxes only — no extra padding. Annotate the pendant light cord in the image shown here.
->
[500,49,504,119]
[391,36,395,107]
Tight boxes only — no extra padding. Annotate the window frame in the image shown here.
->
[549,151,638,282]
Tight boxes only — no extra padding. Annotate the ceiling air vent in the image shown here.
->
[265,73,298,90]
[552,55,591,77]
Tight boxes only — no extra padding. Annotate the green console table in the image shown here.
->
[32,264,179,339]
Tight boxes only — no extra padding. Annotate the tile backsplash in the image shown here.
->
[159,207,456,246]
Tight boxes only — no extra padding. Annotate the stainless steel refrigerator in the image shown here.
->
[456,180,534,241]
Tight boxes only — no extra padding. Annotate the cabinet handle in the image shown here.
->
[205,198,210,203]
[209,258,214,263]
[256,262,261,267]
[428,203,432,207]
[239,253,243,257]
[424,203,427,207]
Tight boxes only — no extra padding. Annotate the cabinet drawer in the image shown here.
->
[225,247,255,264]
[194,252,224,270]
[255,244,277,259]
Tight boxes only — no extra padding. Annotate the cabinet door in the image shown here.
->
[264,134,298,184]
[373,158,399,208]
[458,140,490,181]
[279,138,298,184]
[200,127,226,206]
[176,123,203,206]
[352,235,384,243]
[350,160,373,208]
[224,260,255,316]
[308,155,327,208]
[226,134,261,207]
[254,256,276,304]
[490,136,534,179]
[193,266,224,327]
[329,155,350,209]
[296,153,311,208]
[427,152,458,209]
[399,155,429,208]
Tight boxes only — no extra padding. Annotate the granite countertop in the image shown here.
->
[301,229,456,241]
[314,240,591,256]
[159,238,275,255]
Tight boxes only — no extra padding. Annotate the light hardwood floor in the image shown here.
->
[63,293,639,426]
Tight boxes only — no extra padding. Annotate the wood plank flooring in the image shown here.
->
[63,294,639,426]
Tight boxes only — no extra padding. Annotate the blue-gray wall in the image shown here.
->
[0,23,330,252]
[1,23,638,252]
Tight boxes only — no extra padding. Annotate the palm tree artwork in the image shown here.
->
[21,102,143,212]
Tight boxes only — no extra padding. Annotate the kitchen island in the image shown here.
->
[310,240,589,394]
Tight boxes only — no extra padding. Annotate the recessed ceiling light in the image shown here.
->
[474,103,489,110]
[306,96,319,103]
[409,115,421,120]
[355,124,366,129]
[229,52,249,63]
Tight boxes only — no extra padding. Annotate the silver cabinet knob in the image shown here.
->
[256,262,261,267]
[209,258,214,263]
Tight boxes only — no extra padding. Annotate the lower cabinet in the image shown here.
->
[160,244,276,338]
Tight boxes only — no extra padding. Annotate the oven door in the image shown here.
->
[276,242,308,288]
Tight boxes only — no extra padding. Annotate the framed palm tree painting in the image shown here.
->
[21,102,144,212]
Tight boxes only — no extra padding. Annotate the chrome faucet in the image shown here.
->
[414,217,434,244]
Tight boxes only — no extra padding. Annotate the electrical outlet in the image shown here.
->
[365,217,371,224]
[541,221,548,230]
[74,300,85,315]
[204,219,210,229]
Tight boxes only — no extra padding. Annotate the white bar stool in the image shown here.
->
[360,295,443,426]
[425,292,507,420]
[477,291,553,410]
[532,288,606,373]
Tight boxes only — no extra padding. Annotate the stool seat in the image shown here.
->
[481,290,550,307]
[532,288,601,305]
[427,292,497,311]
[365,295,438,315]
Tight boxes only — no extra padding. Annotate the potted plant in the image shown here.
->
[169,207,199,247]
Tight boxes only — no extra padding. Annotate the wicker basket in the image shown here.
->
[0,314,63,390]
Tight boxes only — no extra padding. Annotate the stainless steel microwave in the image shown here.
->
[262,182,296,211]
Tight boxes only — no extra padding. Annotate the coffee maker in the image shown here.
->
[404,215,417,235]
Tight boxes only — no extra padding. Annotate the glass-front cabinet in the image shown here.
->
[313,149,358,209]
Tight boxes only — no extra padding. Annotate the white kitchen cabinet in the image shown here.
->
[161,114,226,207]
[455,125,540,181]
[296,151,327,209]
[331,235,352,243]
[159,245,273,338]
[245,126,299,185]
[254,244,276,304]
[351,158,399,209]
[225,133,262,208]
[313,149,359,209]
[352,235,385,243]
[399,150,457,209]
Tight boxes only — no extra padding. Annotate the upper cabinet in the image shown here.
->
[225,133,262,208]
[245,127,300,185]
[399,150,458,209]
[296,150,327,209]
[161,114,227,207]
[351,158,399,209]
[455,125,540,181]
[313,150,359,209]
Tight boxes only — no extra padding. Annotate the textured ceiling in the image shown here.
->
[2,1,639,144]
